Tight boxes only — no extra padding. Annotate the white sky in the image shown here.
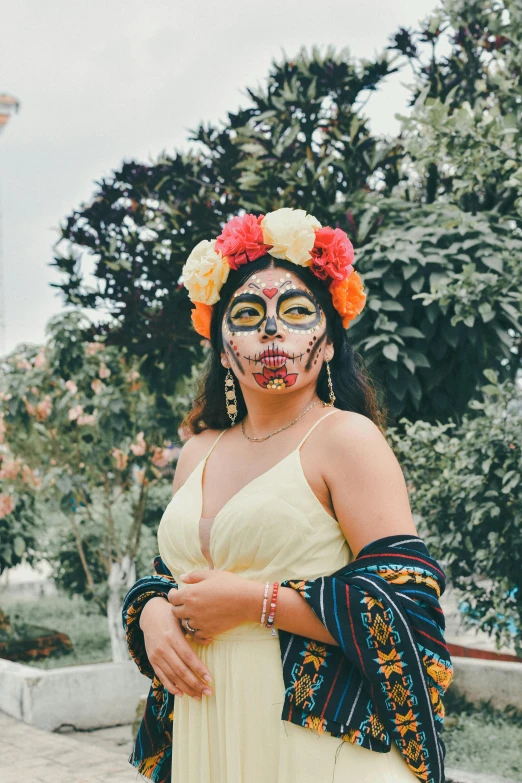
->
[0,0,439,356]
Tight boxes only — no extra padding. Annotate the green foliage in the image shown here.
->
[0,310,182,604]
[0,492,40,575]
[389,371,522,648]
[51,47,401,397]
[1,591,111,669]
[392,0,522,219]
[350,201,522,419]
[51,31,522,423]
[443,689,522,779]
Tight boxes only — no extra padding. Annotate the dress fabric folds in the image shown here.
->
[122,415,452,783]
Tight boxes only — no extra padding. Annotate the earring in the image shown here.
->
[325,360,336,407]
[225,369,238,425]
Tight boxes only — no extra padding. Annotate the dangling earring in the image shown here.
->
[324,360,336,407]
[225,369,238,425]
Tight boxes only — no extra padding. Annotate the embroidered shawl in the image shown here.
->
[122,534,453,783]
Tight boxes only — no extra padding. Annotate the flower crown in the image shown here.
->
[181,207,366,339]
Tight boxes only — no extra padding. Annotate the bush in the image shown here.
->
[390,370,522,652]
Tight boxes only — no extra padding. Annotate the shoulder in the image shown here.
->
[316,409,391,462]
[319,409,402,483]
[172,428,224,493]
[315,410,416,555]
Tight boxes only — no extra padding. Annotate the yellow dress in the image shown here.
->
[157,411,418,782]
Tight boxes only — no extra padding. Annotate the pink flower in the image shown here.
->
[98,363,111,379]
[151,447,170,468]
[68,404,84,421]
[112,448,129,470]
[130,431,146,456]
[35,396,53,421]
[0,458,22,480]
[215,214,272,270]
[91,379,106,395]
[0,493,15,519]
[16,358,32,370]
[65,380,78,394]
[22,465,41,488]
[77,412,97,426]
[310,227,355,283]
[33,352,47,369]
[86,342,104,355]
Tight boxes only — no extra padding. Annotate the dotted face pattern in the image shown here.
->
[223,271,325,338]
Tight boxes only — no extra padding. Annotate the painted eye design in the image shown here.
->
[279,295,320,326]
[229,300,265,327]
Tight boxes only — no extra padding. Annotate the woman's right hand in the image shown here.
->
[139,594,213,699]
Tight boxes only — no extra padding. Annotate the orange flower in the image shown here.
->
[329,270,366,328]
[191,302,213,339]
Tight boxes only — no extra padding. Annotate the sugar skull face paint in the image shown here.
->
[221,264,331,392]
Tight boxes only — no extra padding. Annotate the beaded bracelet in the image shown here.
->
[260,581,270,626]
[265,581,279,636]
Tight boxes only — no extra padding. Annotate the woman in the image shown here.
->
[124,208,452,783]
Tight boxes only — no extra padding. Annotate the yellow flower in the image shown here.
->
[182,240,230,305]
[261,208,321,266]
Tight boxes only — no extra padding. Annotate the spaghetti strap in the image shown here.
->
[203,429,227,463]
[297,407,341,449]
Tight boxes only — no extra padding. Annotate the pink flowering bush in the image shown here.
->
[0,311,186,659]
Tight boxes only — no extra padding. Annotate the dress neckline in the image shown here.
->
[199,408,339,520]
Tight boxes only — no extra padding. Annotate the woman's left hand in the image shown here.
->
[169,570,259,640]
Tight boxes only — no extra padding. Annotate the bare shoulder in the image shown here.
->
[318,411,403,490]
[316,409,416,555]
[172,428,223,493]
[317,409,391,461]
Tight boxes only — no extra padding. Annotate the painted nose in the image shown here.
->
[263,315,279,337]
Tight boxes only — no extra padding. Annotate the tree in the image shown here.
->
[51,47,400,396]
[390,0,522,221]
[51,39,521,423]
[0,424,41,636]
[0,311,183,660]
[352,200,522,421]
[390,371,522,651]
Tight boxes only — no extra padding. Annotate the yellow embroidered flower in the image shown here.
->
[182,240,230,305]
[261,208,321,266]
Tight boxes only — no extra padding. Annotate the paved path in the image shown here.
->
[3,710,521,783]
[0,711,137,783]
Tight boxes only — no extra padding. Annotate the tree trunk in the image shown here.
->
[107,554,136,662]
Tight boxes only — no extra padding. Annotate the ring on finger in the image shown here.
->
[184,618,199,634]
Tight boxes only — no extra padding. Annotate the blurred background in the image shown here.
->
[1,2,521,782]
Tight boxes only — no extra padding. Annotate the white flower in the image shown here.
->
[261,208,321,266]
[181,240,230,304]
[261,207,321,266]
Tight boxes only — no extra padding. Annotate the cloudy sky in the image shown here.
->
[0,0,439,356]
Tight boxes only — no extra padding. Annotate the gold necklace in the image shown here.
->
[241,399,323,443]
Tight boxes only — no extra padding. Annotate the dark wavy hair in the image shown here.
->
[182,255,388,434]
